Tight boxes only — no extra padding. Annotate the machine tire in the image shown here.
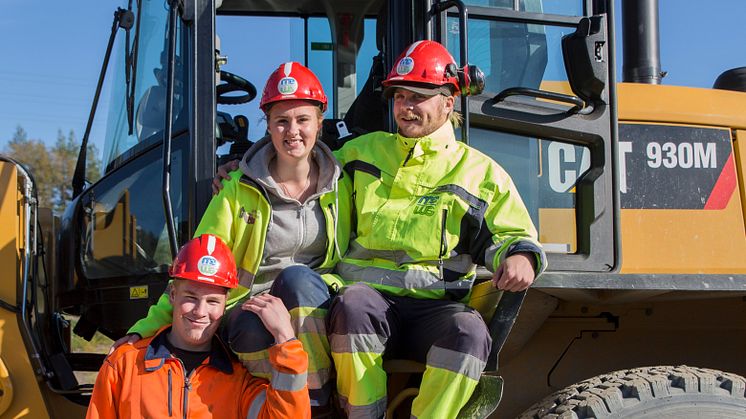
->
[518,365,746,418]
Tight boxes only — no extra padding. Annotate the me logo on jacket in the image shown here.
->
[413,195,439,216]
[239,207,256,224]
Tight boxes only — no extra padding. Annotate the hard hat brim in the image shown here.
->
[382,83,454,99]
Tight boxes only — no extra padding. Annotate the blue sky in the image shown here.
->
[1,0,745,157]
[0,1,115,149]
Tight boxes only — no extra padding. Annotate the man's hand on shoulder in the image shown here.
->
[212,159,240,195]
[491,252,537,292]
[108,333,141,355]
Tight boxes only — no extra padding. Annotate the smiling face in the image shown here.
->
[168,279,228,351]
[392,88,454,138]
[266,100,323,165]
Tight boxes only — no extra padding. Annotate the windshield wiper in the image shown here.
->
[125,0,143,136]
[72,6,136,198]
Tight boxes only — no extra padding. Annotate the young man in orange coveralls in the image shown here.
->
[86,234,310,419]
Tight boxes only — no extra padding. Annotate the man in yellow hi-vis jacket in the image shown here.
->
[328,40,547,418]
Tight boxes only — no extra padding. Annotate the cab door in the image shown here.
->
[426,0,619,276]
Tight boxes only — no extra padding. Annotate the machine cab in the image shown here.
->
[36,0,618,405]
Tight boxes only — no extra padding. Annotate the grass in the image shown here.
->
[69,316,113,385]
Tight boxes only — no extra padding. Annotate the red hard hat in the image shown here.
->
[169,234,238,289]
[259,62,328,112]
[383,40,461,95]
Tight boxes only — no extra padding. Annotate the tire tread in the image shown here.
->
[518,365,746,418]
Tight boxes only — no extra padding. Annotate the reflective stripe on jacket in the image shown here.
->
[333,128,545,300]
[86,326,310,419]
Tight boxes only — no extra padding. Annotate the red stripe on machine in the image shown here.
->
[704,152,736,210]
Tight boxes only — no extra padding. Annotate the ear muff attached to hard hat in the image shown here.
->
[383,40,485,97]
[260,62,328,112]
[169,234,239,289]
[448,63,485,97]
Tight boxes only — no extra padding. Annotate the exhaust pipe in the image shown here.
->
[622,0,663,84]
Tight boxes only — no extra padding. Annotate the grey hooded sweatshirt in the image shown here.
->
[238,135,342,293]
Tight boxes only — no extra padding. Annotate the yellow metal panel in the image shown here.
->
[0,161,53,418]
[0,162,20,305]
[0,356,13,416]
[618,83,746,130]
[538,81,573,95]
[538,208,577,254]
[616,86,746,275]
[540,82,746,130]
[619,191,746,274]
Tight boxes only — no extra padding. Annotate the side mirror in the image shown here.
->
[562,16,608,106]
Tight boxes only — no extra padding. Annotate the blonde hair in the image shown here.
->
[438,94,462,128]
[449,111,463,128]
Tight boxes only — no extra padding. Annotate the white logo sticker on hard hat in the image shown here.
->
[278,77,298,95]
[197,256,219,276]
[396,57,415,75]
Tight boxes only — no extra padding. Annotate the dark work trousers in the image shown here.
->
[328,282,491,418]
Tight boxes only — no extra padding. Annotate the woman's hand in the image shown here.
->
[241,294,296,344]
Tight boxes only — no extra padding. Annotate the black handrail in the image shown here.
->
[485,289,527,371]
[494,86,591,114]
[162,1,179,259]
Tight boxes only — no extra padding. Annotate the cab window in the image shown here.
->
[102,0,188,168]
[447,1,595,254]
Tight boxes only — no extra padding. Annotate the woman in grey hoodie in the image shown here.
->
[118,62,353,410]
[218,62,353,409]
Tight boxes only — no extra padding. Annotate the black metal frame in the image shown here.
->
[435,0,619,274]
[188,0,219,239]
[162,0,180,258]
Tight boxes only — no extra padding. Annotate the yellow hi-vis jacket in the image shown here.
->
[128,169,352,338]
[332,128,546,301]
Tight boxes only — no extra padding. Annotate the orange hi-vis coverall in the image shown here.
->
[86,326,310,419]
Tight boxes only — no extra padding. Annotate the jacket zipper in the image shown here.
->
[183,373,192,419]
[350,190,358,239]
[174,357,193,419]
[328,203,336,260]
[439,208,448,281]
[290,204,304,263]
[168,369,173,416]
[402,147,414,166]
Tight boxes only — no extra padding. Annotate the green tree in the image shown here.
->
[6,126,56,209]
[51,129,77,213]
[3,125,102,214]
